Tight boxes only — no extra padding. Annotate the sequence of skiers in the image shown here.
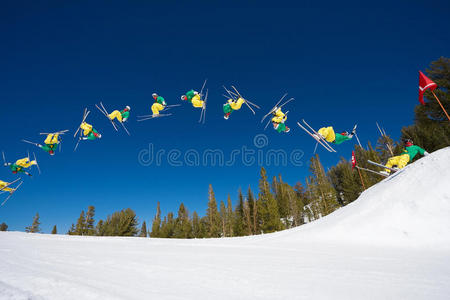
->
[1,86,430,205]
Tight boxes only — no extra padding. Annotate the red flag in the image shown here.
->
[419,71,437,105]
[351,151,356,170]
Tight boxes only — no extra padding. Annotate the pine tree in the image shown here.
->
[233,190,245,236]
[206,184,221,238]
[257,167,283,233]
[226,195,234,237]
[85,206,96,236]
[192,211,202,238]
[174,203,191,238]
[139,221,148,237]
[0,222,8,231]
[25,213,41,233]
[219,200,227,237]
[160,212,175,238]
[51,225,57,234]
[96,220,105,236]
[67,223,76,235]
[150,202,162,238]
[75,210,86,235]
[308,155,339,217]
[101,208,139,236]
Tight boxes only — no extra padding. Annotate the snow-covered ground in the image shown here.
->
[1,147,449,300]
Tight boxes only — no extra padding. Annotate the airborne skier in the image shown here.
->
[151,93,167,117]
[272,108,290,133]
[4,157,37,176]
[380,139,429,175]
[222,86,259,120]
[181,90,205,109]
[22,130,68,155]
[315,126,356,145]
[108,106,131,123]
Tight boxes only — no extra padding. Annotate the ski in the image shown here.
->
[74,108,90,138]
[356,166,388,177]
[137,114,172,122]
[297,122,335,153]
[33,152,41,175]
[96,102,118,131]
[39,130,69,135]
[261,93,288,123]
[199,89,208,124]
[367,160,398,172]
[1,181,23,206]
[301,120,337,152]
[22,140,40,147]
[231,85,260,114]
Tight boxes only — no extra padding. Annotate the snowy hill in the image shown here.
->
[1,147,449,300]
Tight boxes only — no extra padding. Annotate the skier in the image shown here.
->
[315,126,356,145]
[181,90,205,109]
[4,157,36,176]
[381,139,429,175]
[108,106,131,123]
[223,97,245,119]
[79,122,102,141]
[271,108,290,133]
[151,93,167,117]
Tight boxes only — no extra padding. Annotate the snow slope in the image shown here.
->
[1,147,449,300]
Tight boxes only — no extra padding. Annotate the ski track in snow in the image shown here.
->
[1,147,449,300]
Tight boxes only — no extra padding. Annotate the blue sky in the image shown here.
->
[1,1,449,232]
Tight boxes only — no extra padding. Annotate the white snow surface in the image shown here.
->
[1,147,449,300]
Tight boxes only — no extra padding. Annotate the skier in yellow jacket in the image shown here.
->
[4,157,37,176]
[223,97,245,119]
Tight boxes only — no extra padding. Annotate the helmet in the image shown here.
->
[126,106,131,111]
[49,150,55,155]
[404,138,413,147]
[181,95,187,101]
[341,131,349,136]
[152,93,158,98]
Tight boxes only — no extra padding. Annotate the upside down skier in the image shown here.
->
[22,131,68,156]
[380,139,429,175]
[272,108,290,133]
[79,122,102,141]
[108,106,131,123]
[4,157,36,176]
[223,97,245,119]
[315,126,356,145]
[181,90,205,109]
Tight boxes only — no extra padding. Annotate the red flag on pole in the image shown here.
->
[419,71,437,105]
[351,151,356,170]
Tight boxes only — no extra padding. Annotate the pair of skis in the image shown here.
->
[356,160,400,178]
[198,79,208,124]
[1,179,24,206]
[74,108,90,151]
[297,120,337,153]
[96,102,130,136]
[223,86,260,115]
[261,94,294,130]
[137,105,181,122]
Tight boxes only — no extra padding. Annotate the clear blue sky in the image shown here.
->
[1,1,449,232]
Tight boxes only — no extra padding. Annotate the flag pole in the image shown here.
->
[431,91,450,121]
[356,167,366,191]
